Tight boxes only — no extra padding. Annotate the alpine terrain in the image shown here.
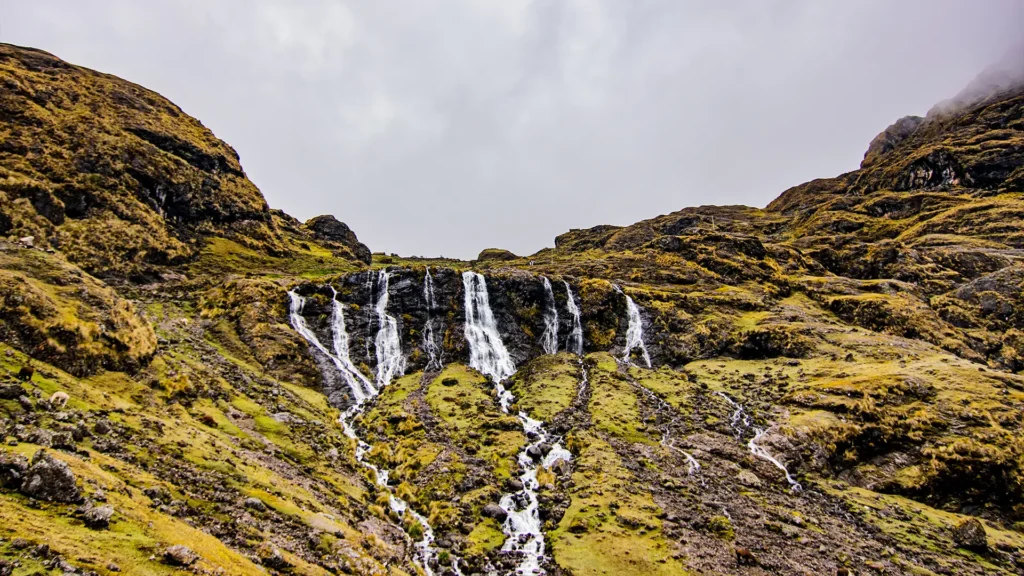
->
[2,42,1024,576]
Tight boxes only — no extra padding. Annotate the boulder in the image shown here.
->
[482,503,509,523]
[0,451,29,489]
[476,248,519,262]
[82,503,115,529]
[20,450,81,503]
[163,545,199,566]
[952,517,988,551]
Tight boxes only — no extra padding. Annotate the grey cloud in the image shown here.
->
[2,1,1021,258]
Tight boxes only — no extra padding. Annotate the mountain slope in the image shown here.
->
[2,42,1024,576]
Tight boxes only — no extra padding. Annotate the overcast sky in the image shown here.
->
[2,1,1022,259]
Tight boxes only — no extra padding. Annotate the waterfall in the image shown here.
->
[288,291,373,404]
[290,288,458,576]
[540,277,559,355]
[423,267,443,371]
[563,281,583,356]
[462,271,516,386]
[618,288,652,368]
[461,270,567,576]
[374,271,406,387]
[716,392,800,492]
[329,288,377,400]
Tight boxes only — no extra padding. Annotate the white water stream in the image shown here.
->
[423,267,443,371]
[462,271,570,576]
[289,286,459,575]
[540,277,559,355]
[715,392,801,492]
[616,287,652,368]
[374,271,407,386]
[563,281,583,357]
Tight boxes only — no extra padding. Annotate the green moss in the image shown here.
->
[550,432,689,576]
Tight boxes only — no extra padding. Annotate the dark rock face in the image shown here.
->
[20,450,81,503]
[304,215,372,264]
[293,267,644,409]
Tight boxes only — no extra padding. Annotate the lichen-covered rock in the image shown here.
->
[81,503,115,529]
[952,518,988,551]
[20,450,81,503]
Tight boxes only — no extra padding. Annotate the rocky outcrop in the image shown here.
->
[20,450,81,503]
[860,115,924,168]
[476,248,519,262]
[304,215,372,264]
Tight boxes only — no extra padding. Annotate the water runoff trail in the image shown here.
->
[288,272,461,576]
[614,286,701,475]
[462,272,571,576]
[715,392,802,492]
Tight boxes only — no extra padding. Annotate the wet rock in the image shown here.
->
[163,545,199,566]
[82,503,114,529]
[507,478,524,491]
[525,446,543,461]
[952,517,987,551]
[482,503,508,523]
[20,450,81,503]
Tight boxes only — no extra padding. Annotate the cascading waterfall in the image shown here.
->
[563,281,584,357]
[329,288,377,400]
[374,270,407,387]
[715,392,801,492]
[617,287,652,368]
[289,291,373,404]
[462,271,569,576]
[462,271,516,393]
[540,277,559,355]
[423,267,443,371]
[289,287,458,575]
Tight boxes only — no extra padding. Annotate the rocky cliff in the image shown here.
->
[2,42,1024,576]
